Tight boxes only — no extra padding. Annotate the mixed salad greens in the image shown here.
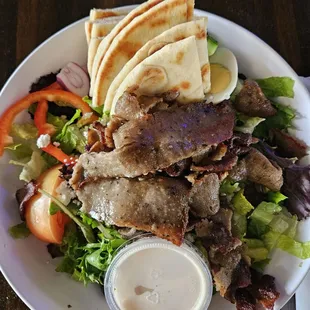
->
[7,70,310,287]
[3,37,310,293]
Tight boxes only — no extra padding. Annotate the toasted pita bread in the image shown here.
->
[88,37,104,75]
[111,36,204,115]
[90,16,125,38]
[85,7,132,44]
[92,0,194,106]
[89,7,132,20]
[105,18,210,113]
[90,0,164,96]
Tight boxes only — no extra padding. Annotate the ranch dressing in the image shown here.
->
[104,237,213,310]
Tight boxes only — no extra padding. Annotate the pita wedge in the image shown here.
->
[111,36,204,115]
[87,16,126,75]
[85,7,132,44]
[90,0,165,96]
[92,0,194,106]
[88,37,104,75]
[105,18,210,113]
[90,15,125,38]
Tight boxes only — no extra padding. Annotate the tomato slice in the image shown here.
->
[25,165,70,244]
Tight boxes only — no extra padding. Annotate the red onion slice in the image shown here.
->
[57,62,90,97]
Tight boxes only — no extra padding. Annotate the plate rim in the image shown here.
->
[1,5,309,310]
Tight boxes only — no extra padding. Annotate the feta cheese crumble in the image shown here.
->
[83,112,93,119]
[36,134,51,148]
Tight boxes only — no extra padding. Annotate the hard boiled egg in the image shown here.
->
[206,47,238,104]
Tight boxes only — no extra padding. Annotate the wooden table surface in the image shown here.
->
[0,0,309,309]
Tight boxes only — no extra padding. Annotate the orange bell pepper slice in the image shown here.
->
[0,89,97,156]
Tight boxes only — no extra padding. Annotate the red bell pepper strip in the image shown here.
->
[34,100,55,136]
[0,89,97,156]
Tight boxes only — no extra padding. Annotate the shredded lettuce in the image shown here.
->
[235,113,265,134]
[233,189,254,215]
[256,77,295,98]
[8,222,31,239]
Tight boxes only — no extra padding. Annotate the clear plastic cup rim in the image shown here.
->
[104,235,213,310]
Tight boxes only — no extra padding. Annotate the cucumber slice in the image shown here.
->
[207,35,218,56]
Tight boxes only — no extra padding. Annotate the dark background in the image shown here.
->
[0,0,307,309]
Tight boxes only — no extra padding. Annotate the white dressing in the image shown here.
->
[104,237,212,310]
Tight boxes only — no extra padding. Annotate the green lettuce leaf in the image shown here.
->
[233,189,254,215]
[8,222,31,239]
[267,191,287,204]
[250,202,282,225]
[243,238,265,248]
[247,218,268,239]
[4,143,33,160]
[54,213,126,285]
[11,123,38,139]
[83,96,103,115]
[54,110,86,154]
[262,230,281,251]
[232,212,247,238]
[246,247,269,262]
[235,113,265,134]
[47,114,67,136]
[254,102,295,139]
[256,77,295,98]
[9,150,47,182]
[220,179,240,196]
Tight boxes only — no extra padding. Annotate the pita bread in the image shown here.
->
[89,7,132,20]
[90,16,125,38]
[90,0,164,96]
[88,37,104,75]
[104,18,210,113]
[111,36,204,115]
[85,7,132,44]
[92,0,194,106]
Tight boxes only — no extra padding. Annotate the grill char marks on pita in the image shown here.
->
[72,100,235,181]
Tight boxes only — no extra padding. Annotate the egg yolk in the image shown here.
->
[210,64,231,94]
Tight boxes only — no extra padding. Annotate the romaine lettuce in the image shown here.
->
[256,77,295,98]
[233,189,254,215]
[235,113,265,134]
[9,150,47,182]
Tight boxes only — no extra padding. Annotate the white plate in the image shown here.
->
[1,6,310,310]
